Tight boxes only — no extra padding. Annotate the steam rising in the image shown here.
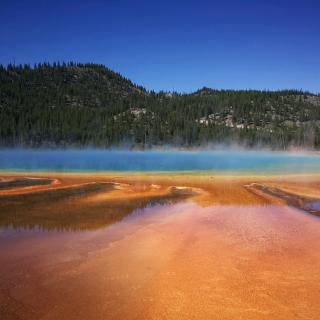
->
[0,148,320,174]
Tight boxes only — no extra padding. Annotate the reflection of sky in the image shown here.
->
[0,150,320,173]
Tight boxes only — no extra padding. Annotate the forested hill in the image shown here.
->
[1,62,320,149]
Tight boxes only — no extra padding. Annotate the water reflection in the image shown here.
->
[2,171,320,320]
[1,200,320,320]
[246,183,320,217]
[0,182,194,232]
[0,177,54,190]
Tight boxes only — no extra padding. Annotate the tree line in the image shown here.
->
[1,63,320,149]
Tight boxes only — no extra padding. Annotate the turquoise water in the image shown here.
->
[0,150,320,173]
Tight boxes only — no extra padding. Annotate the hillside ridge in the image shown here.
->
[1,62,320,149]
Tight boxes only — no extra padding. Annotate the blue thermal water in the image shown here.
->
[0,150,320,173]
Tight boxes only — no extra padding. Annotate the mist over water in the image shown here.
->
[1,149,320,173]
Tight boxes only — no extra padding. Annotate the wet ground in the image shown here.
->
[0,173,320,319]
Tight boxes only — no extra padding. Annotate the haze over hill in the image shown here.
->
[1,63,320,149]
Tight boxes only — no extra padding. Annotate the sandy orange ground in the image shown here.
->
[0,172,320,319]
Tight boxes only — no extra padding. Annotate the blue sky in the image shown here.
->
[1,0,319,93]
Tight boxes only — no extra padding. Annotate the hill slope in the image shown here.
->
[0,62,145,109]
[0,63,320,149]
